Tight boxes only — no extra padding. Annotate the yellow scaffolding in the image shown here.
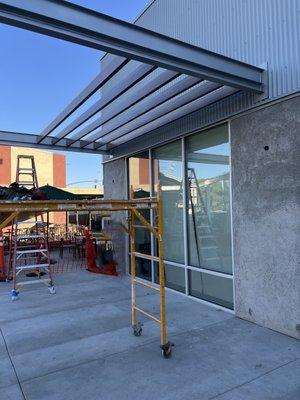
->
[0,188,173,358]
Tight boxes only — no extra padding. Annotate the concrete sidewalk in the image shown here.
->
[0,271,299,400]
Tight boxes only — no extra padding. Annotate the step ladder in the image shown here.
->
[16,154,39,188]
[7,215,55,300]
[7,155,55,300]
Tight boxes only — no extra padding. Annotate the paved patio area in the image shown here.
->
[0,271,299,400]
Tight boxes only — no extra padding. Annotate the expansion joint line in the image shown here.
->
[208,357,299,400]
[0,327,27,400]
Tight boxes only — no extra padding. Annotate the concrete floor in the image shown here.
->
[0,271,299,400]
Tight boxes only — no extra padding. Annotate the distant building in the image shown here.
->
[0,145,66,188]
[0,145,66,224]
[67,187,103,199]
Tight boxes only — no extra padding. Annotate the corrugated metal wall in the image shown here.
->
[112,91,254,157]
[135,0,299,99]
[102,0,300,157]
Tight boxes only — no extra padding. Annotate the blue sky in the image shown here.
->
[0,0,149,187]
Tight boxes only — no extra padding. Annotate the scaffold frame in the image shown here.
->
[0,188,173,357]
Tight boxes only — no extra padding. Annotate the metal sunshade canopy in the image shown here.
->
[0,0,265,155]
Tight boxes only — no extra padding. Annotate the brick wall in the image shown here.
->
[53,153,66,188]
[0,146,11,185]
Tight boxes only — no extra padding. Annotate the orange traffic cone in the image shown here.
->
[0,229,7,281]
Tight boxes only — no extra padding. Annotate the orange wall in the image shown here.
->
[0,146,11,185]
[53,154,66,188]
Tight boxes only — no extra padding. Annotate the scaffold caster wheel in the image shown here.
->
[11,290,19,301]
[133,323,143,337]
[160,342,174,359]
[48,286,56,294]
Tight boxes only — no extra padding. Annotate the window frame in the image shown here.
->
[126,121,235,311]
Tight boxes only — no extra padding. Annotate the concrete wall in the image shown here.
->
[231,95,300,339]
[103,158,127,273]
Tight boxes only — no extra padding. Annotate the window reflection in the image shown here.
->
[127,123,234,308]
[188,270,233,309]
[153,141,184,265]
[154,263,185,293]
[187,125,232,274]
[128,151,150,199]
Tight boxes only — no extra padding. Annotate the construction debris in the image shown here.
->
[0,182,46,201]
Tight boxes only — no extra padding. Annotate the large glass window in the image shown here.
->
[154,263,186,294]
[188,270,233,309]
[152,140,184,264]
[186,125,232,275]
[128,151,150,198]
[127,123,234,310]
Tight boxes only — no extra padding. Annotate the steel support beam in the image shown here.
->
[52,62,156,145]
[103,86,239,150]
[64,70,179,146]
[0,130,106,154]
[0,0,264,92]
[37,56,129,143]
[82,75,204,148]
[95,81,221,149]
